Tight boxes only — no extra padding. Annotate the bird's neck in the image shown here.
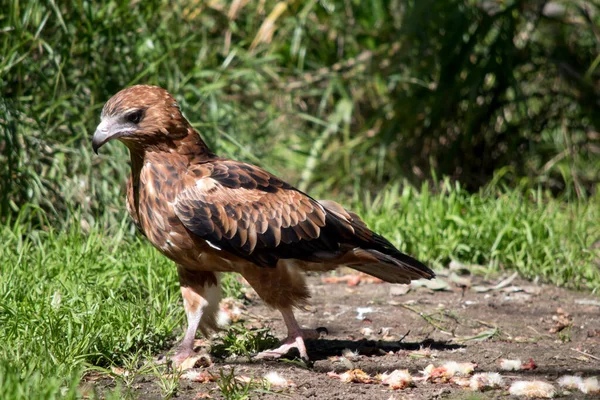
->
[127,126,216,166]
[127,126,217,202]
[172,126,218,163]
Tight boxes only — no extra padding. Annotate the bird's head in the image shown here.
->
[92,85,189,154]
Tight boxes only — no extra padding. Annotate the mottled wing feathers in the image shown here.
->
[174,161,347,267]
[174,160,434,280]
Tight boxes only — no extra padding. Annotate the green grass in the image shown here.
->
[211,324,279,359]
[215,367,270,400]
[1,1,598,398]
[1,184,599,398]
[0,216,181,399]
[350,181,600,290]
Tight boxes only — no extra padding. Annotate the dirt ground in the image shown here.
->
[93,269,600,399]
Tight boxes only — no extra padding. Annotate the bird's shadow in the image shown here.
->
[304,338,464,361]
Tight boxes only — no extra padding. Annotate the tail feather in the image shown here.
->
[349,248,435,284]
[318,199,435,284]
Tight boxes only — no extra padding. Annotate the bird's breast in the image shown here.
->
[132,159,240,272]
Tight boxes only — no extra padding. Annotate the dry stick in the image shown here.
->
[401,304,453,336]
[474,319,497,328]
[571,348,600,361]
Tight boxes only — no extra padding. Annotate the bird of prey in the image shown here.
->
[92,85,434,364]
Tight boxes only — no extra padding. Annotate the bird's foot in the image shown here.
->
[255,328,322,361]
[170,348,197,366]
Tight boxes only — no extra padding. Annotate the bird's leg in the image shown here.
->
[172,268,221,365]
[255,307,319,361]
[172,285,205,364]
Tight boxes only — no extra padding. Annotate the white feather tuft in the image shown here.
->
[469,372,504,391]
[216,310,231,327]
[579,377,600,394]
[264,371,293,388]
[557,375,583,389]
[509,380,555,398]
[379,369,413,389]
[443,361,477,377]
[499,358,522,371]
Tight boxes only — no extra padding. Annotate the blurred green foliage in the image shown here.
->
[1,0,599,228]
[1,2,599,396]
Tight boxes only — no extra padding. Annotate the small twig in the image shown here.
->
[474,319,497,328]
[527,325,552,339]
[571,348,600,361]
[401,304,453,335]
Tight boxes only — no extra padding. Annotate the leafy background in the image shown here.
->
[1,1,600,398]
[2,0,599,229]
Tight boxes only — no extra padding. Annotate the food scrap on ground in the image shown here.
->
[328,369,375,384]
[422,361,477,382]
[182,370,216,383]
[263,371,295,388]
[378,369,413,389]
[499,358,537,371]
[468,372,505,391]
[508,380,556,398]
[578,377,600,394]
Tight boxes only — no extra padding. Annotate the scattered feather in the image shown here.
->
[263,371,294,388]
[500,359,522,371]
[379,327,392,337]
[328,369,374,384]
[409,347,434,359]
[342,348,360,360]
[509,381,555,398]
[182,370,216,383]
[557,375,583,389]
[421,362,476,382]
[469,373,504,391]
[420,364,435,381]
[217,310,231,327]
[442,361,477,377]
[452,377,472,388]
[378,369,413,389]
[360,327,374,336]
[579,377,600,394]
[356,307,373,320]
[218,298,244,327]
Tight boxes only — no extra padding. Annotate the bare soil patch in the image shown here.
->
[93,271,600,399]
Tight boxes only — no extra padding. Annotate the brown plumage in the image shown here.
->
[92,85,434,363]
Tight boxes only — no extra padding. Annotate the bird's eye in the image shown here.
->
[125,109,144,124]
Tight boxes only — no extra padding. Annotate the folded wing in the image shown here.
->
[174,160,434,281]
[174,161,350,267]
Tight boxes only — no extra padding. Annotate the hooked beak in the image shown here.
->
[92,118,131,154]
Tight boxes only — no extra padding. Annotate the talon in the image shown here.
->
[255,328,321,361]
[171,349,197,366]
